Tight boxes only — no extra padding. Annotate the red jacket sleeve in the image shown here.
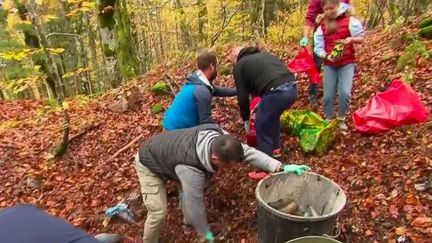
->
[342,0,350,3]
[305,0,321,27]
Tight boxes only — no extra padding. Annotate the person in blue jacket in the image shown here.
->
[163,49,236,131]
[0,204,126,243]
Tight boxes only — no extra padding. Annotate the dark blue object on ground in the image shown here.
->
[0,204,100,243]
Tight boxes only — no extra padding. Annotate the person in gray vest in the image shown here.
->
[134,124,310,243]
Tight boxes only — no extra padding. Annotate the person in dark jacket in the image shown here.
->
[134,124,310,243]
[163,50,236,131]
[0,204,130,243]
[229,47,297,157]
[300,0,352,107]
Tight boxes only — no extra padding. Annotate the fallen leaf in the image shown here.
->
[395,227,407,235]
[390,204,400,218]
[411,217,432,228]
[406,194,419,206]
[391,189,398,198]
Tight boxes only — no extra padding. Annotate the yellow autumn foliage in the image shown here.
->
[352,0,373,20]
[2,0,14,10]
[267,6,305,45]
[6,13,22,30]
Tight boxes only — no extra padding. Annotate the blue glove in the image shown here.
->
[283,165,311,175]
[205,231,215,242]
[300,37,309,47]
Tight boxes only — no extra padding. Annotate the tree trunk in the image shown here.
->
[30,83,41,99]
[132,0,150,73]
[366,1,386,28]
[260,0,266,41]
[57,55,70,95]
[84,13,102,92]
[52,108,70,159]
[174,0,194,49]
[197,0,208,43]
[74,13,92,94]
[97,0,140,85]
[26,0,65,101]
[25,0,65,100]
[94,6,112,90]
[97,0,121,87]
[14,0,60,99]
[44,82,55,98]
[57,1,80,96]
[114,0,140,80]
[156,8,165,60]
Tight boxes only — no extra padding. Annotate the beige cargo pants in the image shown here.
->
[134,154,167,243]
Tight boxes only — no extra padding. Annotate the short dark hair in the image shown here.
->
[211,135,245,163]
[197,49,217,71]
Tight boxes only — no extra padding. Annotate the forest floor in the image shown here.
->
[0,20,431,243]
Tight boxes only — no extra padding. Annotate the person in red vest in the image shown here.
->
[313,0,364,130]
[300,0,351,108]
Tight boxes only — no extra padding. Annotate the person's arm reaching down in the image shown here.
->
[242,143,282,172]
[305,0,320,29]
[241,143,310,175]
[194,86,215,124]
[233,66,250,121]
[304,0,321,37]
[301,0,320,46]
[175,165,212,238]
[213,86,237,97]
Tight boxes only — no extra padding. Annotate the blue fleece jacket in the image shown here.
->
[0,205,100,243]
[163,71,236,130]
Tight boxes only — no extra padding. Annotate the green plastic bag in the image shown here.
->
[281,110,338,156]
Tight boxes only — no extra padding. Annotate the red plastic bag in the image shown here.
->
[246,97,261,147]
[353,80,430,134]
[287,48,321,84]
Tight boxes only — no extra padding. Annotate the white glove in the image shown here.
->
[244,121,251,134]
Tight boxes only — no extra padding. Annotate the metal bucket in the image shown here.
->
[286,236,343,243]
[256,172,347,243]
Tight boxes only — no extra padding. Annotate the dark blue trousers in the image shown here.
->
[308,49,323,104]
[256,83,297,155]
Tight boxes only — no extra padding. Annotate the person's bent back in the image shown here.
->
[0,205,100,243]
[163,50,236,131]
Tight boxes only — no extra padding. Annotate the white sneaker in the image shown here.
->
[339,121,348,130]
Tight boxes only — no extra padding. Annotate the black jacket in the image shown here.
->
[138,124,222,182]
[233,47,295,121]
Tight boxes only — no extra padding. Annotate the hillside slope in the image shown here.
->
[0,21,431,242]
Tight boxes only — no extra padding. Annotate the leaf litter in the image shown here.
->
[0,23,431,242]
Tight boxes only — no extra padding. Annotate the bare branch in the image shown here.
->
[46,32,81,39]
[210,6,242,46]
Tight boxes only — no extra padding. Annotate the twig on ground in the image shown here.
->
[412,121,432,139]
[69,123,101,141]
[236,126,245,137]
[108,134,144,162]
